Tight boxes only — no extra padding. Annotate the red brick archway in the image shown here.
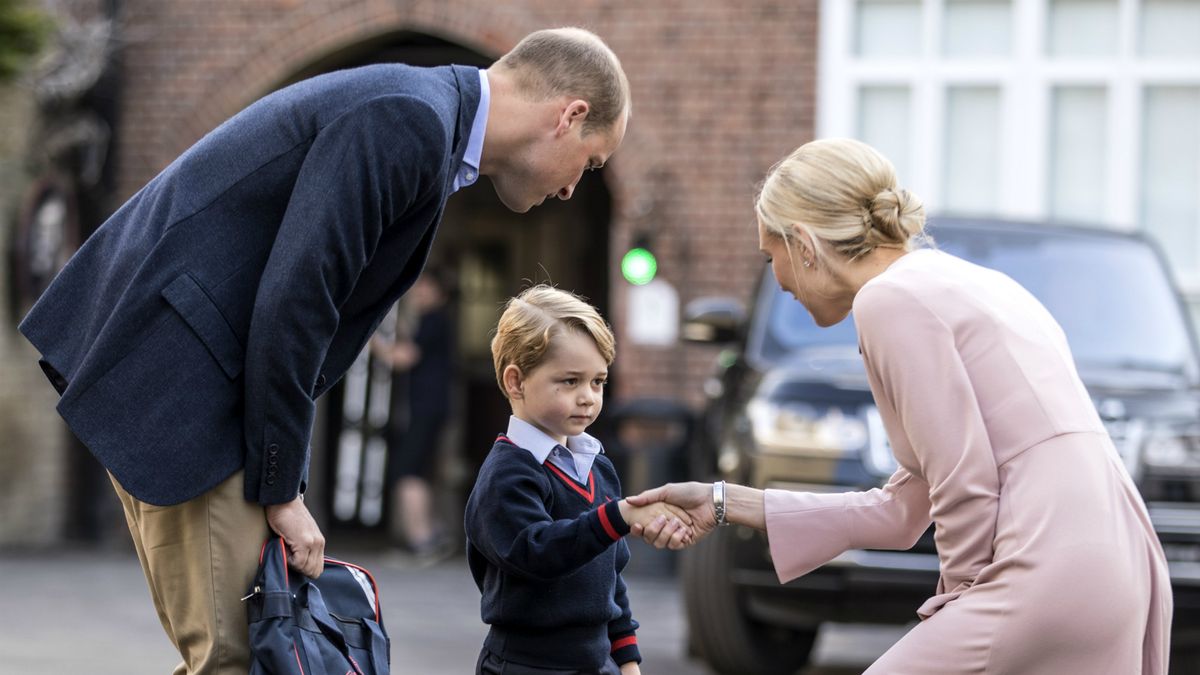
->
[170,2,532,159]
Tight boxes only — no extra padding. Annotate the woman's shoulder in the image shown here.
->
[853,250,973,337]
[855,250,976,312]
[853,269,931,321]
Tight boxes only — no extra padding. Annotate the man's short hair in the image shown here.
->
[494,27,630,135]
[491,284,616,399]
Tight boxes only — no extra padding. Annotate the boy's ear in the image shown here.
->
[502,364,524,400]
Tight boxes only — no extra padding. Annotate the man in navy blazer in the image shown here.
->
[19,27,629,673]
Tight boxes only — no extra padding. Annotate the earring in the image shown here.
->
[803,259,812,268]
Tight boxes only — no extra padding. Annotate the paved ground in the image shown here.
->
[0,544,907,674]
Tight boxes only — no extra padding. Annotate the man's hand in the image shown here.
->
[265,496,326,578]
[625,482,717,550]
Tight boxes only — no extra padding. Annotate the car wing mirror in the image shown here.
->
[681,296,745,344]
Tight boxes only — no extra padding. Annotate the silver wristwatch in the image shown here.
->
[713,480,730,526]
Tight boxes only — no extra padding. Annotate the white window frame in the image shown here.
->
[818,0,1200,288]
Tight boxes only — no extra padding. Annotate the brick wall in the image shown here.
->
[111,0,819,408]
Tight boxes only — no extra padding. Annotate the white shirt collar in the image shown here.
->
[450,69,489,193]
[505,416,604,479]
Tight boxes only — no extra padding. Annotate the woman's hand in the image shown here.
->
[625,482,717,549]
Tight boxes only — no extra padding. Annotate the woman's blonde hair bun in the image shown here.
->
[756,138,927,262]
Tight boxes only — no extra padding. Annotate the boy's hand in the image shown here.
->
[619,662,641,675]
[618,499,693,546]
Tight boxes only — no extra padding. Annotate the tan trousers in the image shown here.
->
[110,470,269,675]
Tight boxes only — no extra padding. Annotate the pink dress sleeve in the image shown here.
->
[765,467,932,583]
[854,281,1001,600]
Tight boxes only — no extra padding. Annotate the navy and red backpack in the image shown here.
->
[245,536,390,674]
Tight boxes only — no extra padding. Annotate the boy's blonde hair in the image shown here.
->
[491,285,616,399]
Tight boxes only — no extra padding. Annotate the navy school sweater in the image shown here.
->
[465,436,641,670]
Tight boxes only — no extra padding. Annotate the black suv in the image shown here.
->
[680,217,1200,674]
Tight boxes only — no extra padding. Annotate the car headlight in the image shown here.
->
[745,398,868,455]
[1144,435,1189,467]
[862,405,898,477]
[1142,426,1200,475]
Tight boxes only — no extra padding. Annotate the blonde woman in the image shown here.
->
[630,138,1172,673]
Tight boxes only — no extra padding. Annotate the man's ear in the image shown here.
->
[556,99,590,136]
[502,364,525,400]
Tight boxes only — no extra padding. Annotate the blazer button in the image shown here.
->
[316,373,327,388]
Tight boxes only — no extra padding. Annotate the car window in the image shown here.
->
[755,224,1199,383]
[935,228,1198,380]
[762,287,857,357]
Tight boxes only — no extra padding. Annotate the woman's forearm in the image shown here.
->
[726,483,767,531]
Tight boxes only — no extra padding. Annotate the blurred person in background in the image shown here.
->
[371,269,456,559]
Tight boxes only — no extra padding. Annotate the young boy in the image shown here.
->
[465,285,692,675]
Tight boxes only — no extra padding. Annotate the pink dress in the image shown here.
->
[763,249,1172,674]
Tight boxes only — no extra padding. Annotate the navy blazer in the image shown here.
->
[19,64,482,506]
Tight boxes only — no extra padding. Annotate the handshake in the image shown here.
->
[615,481,726,550]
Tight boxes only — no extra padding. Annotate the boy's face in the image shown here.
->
[508,329,608,444]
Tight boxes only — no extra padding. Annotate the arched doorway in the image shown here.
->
[276,32,613,540]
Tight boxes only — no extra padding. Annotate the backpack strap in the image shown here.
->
[299,582,367,675]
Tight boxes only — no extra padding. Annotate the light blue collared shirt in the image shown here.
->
[506,416,604,483]
[450,69,489,193]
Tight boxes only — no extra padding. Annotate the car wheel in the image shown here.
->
[681,526,817,674]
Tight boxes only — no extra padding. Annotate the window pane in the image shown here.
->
[1049,87,1107,221]
[943,87,1001,214]
[856,0,922,58]
[1141,0,1200,58]
[944,0,1012,57]
[1142,87,1200,279]
[1047,0,1118,58]
[857,86,912,183]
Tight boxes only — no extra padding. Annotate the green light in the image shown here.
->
[621,247,657,285]
[718,349,738,369]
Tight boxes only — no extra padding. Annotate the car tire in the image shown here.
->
[681,525,817,674]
